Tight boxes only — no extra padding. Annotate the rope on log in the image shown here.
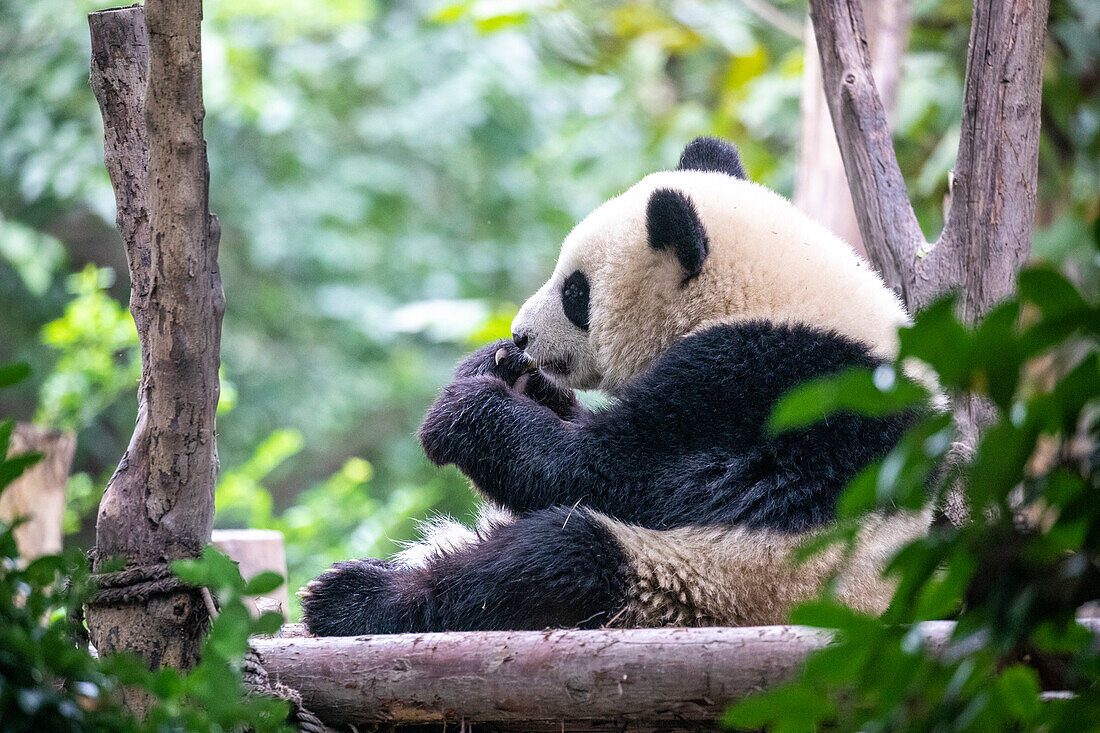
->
[242,648,330,733]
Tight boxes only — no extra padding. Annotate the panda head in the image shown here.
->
[511,137,908,392]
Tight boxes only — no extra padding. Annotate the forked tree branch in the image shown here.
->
[808,0,1050,526]
[808,0,1049,316]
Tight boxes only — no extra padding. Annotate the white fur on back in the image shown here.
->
[601,509,931,627]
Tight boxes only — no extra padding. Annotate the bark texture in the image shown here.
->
[807,0,929,306]
[254,623,965,729]
[808,0,1049,315]
[87,1,223,695]
[795,0,911,259]
[939,0,1050,323]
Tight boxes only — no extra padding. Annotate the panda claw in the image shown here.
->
[495,347,508,365]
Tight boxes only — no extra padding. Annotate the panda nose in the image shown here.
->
[512,332,530,351]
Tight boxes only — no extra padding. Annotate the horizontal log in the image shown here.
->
[255,623,962,728]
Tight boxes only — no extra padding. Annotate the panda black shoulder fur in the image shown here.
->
[300,137,931,635]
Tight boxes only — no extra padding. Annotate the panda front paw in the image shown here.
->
[419,375,510,468]
[454,340,536,388]
[299,558,416,636]
[454,340,581,419]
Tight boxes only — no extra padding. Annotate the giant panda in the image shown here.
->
[300,137,932,635]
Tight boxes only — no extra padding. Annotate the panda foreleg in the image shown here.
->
[300,506,632,634]
[419,372,589,513]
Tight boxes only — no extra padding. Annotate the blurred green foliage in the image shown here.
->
[727,257,1100,731]
[0,0,1096,611]
[36,265,139,433]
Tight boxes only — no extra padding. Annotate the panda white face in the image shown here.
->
[511,137,910,394]
[510,174,713,392]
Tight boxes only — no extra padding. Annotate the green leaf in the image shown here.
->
[242,571,284,597]
[968,422,1036,508]
[0,362,31,388]
[995,665,1040,721]
[23,555,67,586]
[789,600,878,636]
[898,296,971,387]
[0,451,43,490]
[836,463,878,517]
[0,419,13,461]
[170,558,208,587]
[253,610,284,637]
[971,301,1022,409]
[913,549,974,619]
[206,604,252,660]
[173,547,246,593]
[724,683,834,731]
[768,367,926,434]
[1017,268,1089,322]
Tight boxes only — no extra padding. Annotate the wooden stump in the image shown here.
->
[212,528,289,618]
[0,424,76,559]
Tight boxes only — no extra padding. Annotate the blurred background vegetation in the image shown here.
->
[0,0,1096,612]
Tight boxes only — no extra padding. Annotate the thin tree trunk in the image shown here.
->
[806,0,929,306]
[87,1,223,706]
[939,0,1049,323]
[795,0,912,260]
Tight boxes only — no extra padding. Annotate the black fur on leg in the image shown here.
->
[422,506,632,631]
[299,507,633,635]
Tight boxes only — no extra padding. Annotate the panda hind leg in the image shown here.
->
[300,506,633,635]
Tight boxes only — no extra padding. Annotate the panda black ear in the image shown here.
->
[677,136,747,179]
[647,188,708,282]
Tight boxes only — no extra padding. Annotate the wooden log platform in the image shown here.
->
[255,623,962,730]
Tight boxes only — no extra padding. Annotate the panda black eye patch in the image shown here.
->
[561,270,590,331]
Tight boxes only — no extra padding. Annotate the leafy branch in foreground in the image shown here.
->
[729,263,1100,732]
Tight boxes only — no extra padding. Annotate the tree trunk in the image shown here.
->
[938,0,1049,323]
[86,1,223,707]
[795,0,911,259]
